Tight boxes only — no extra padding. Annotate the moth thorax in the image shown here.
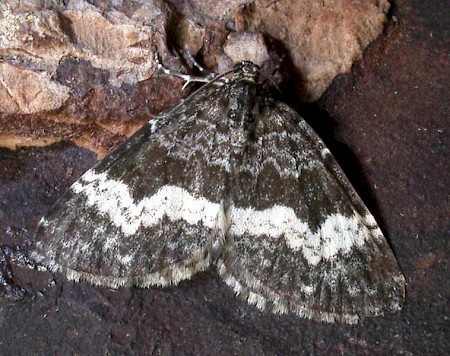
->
[230,128,249,153]
[232,61,261,83]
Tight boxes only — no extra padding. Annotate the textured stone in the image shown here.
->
[0,62,70,114]
[166,0,253,25]
[0,0,390,155]
[223,31,270,66]
[0,0,171,156]
[246,0,390,100]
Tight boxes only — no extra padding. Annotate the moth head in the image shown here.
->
[233,61,261,83]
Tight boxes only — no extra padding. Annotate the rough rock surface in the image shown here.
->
[0,0,448,354]
[1,0,389,155]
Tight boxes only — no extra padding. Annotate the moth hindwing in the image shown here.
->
[32,61,405,324]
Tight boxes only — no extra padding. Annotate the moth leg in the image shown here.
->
[183,51,216,81]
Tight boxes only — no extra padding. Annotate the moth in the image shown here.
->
[31,60,405,323]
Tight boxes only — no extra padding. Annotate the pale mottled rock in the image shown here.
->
[0,0,169,107]
[0,62,70,114]
[223,32,270,66]
[246,0,390,100]
[166,0,253,25]
[0,0,170,154]
[0,0,389,153]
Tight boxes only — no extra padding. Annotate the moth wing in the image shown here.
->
[218,102,405,323]
[32,88,231,288]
